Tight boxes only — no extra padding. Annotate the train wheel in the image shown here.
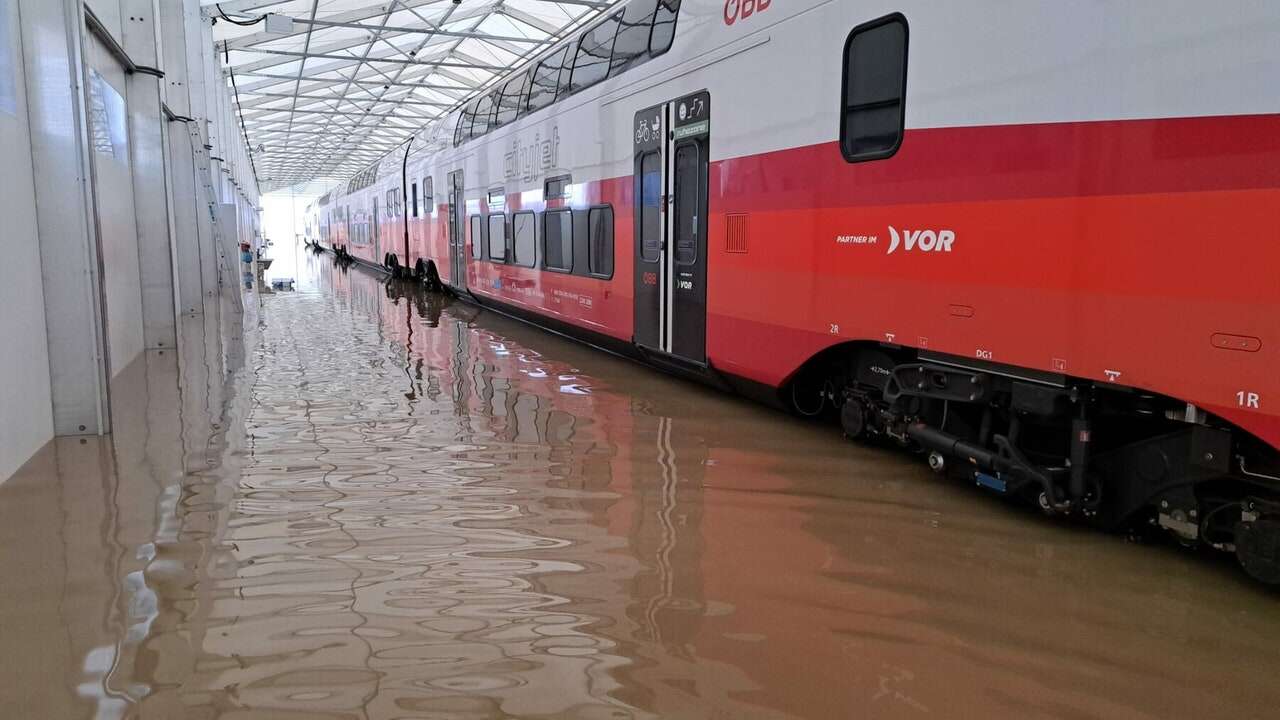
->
[423,260,442,292]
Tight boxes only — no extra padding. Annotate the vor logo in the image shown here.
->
[886,227,955,255]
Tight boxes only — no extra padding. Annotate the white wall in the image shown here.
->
[85,31,146,377]
[0,0,55,480]
[3,0,262,482]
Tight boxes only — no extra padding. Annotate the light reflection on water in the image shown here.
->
[3,255,1280,719]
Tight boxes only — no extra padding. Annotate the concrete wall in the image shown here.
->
[0,0,56,482]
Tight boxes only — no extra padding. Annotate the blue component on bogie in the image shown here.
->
[975,471,1007,493]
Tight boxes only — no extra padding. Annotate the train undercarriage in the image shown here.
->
[789,344,1280,584]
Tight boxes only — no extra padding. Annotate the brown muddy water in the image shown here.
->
[2,255,1278,720]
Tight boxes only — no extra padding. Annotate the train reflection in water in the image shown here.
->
[3,254,1280,719]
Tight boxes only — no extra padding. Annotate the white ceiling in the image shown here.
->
[209,0,618,192]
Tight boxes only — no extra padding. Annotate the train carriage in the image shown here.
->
[306,0,1280,581]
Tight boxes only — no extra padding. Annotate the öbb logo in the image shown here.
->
[724,0,771,26]
[886,227,955,255]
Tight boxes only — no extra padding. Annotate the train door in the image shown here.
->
[447,170,466,290]
[633,90,710,364]
[372,196,381,261]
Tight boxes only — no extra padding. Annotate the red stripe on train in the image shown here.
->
[715,114,1280,212]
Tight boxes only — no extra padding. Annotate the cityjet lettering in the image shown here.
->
[886,227,955,255]
[504,126,561,184]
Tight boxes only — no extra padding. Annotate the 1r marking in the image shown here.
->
[1237,391,1261,409]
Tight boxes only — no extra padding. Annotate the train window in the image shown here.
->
[612,0,658,76]
[841,14,908,162]
[528,46,569,113]
[411,183,419,218]
[639,152,662,262]
[544,174,571,200]
[650,0,680,55]
[488,213,507,262]
[495,74,528,127]
[423,177,434,213]
[471,94,494,139]
[587,206,614,278]
[569,11,622,94]
[470,215,483,260]
[512,211,536,268]
[455,106,472,146]
[543,209,573,272]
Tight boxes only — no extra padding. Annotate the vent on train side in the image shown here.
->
[725,214,748,253]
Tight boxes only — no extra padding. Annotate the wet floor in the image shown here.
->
[3,255,1279,720]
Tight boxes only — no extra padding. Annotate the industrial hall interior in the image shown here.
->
[2,1,1279,718]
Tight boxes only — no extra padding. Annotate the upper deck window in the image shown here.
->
[456,103,476,145]
[841,14,908,162]
[454,0,684,147]
[495,74,528,127]
[471,94,495,138]
[611,0,658,76]
[650,0,680,55]
[568,12,622,94]
[527,46,569,113]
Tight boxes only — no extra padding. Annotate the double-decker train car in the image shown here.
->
[305,154,410,268]
[306,0,1280,581]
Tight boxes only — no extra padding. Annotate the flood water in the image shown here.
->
[3,254,1279,719]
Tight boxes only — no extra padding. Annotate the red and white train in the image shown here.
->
[306,0,1280,581]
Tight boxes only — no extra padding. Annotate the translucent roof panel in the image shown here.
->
[210,0,619,192]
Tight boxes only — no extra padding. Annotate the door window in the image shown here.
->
[674,143,700,265]
[639,152,662,262]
